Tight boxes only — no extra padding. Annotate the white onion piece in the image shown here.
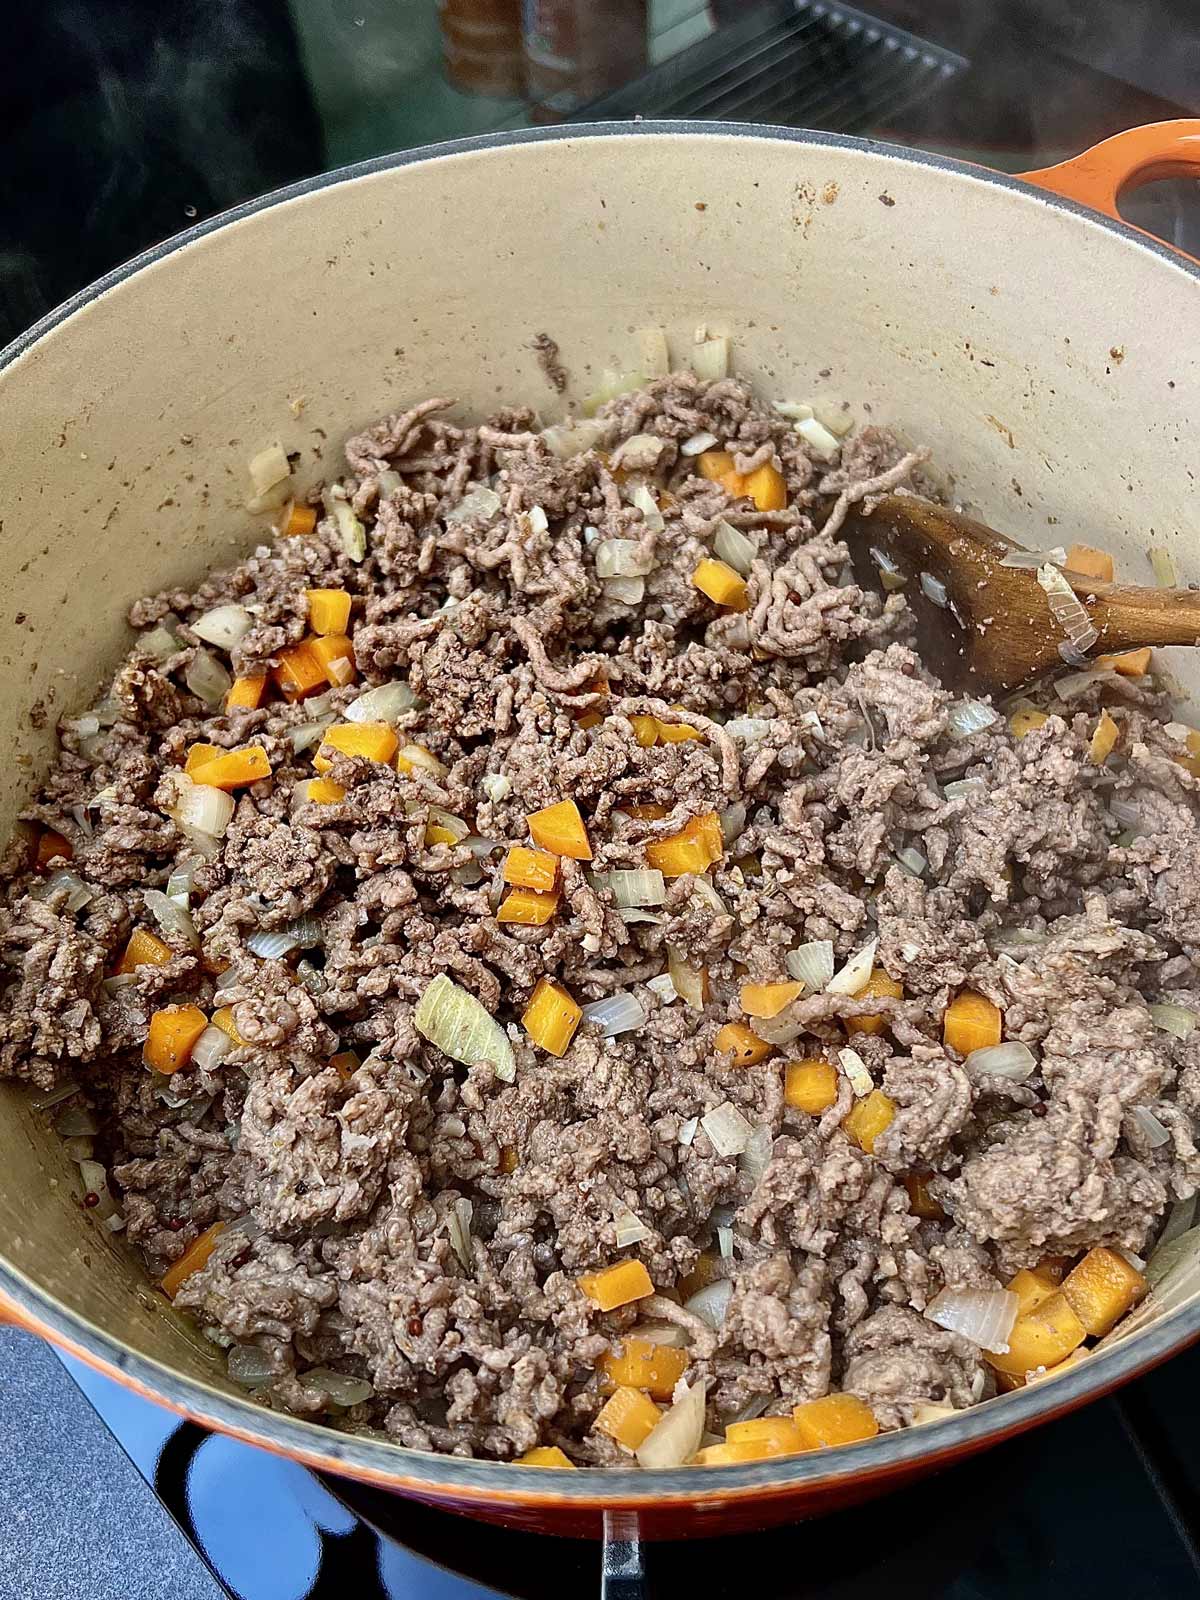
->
[737,1125,772,1185]
[612,434,665,472]
[345,681,417,723]
[678,1115,699,1146]
[786,939,835,990]
[633,1320,689,1350]
[481,772,512,804]
[542,418,610,460]
[716,1226,734,1259]
[139,624,182,661]
[636,327,670,378]
[603,576,645,605]
[63,713,100,737]
[1000,545,1066,569]
[1158,1195,1197,1252]
[795,415,840,460]
[810,401,854,437]
[668,947,706,1010]
[78,1158,117,1220]
[688,877,727,917]
[839,1048,874,1097]
[448,1198,474,1271]
[613,1205,653,1248]
[325,495,366,561]
[289,718,335,756]
[415,973,515,1082]
[685,1280,733,1332]
[943,778,986,802]
[692,337,729,381]
[1147,1222,1200,1289]
[245,917,321,959]
[584,368,644,415]
[55,1104,99,1137]
[1054,669,1112,702]
[1130,1105,1171,1149]
[166,858,201,900]
[297,1367,376,1407]
[713,519,755,576]
[191,1025,234,1073]
[911,1402,959,1425]
[895,847,927,878]
[773,400,814,422]
[1037,563,1095,647]
[427,807,470,843]
[753,1013,806,1047]
[185,649,233,708]
[719,802,747,849]
[647,973,677,1006]
[446,485,502,524]
[627,483,664,534]
[397,743,448,779]
[701,1101,752,1157]
[828,938,878,996]
[947,698,998,737]
[920,571,949,608]
[965,1041,1037,1080]
[192,604,253,651]
[1149,1002,1197,1039]
[595,539,654,579]
[1110,796,1142,830]
[1116,1246,1147,1272]
[248,443,290,496]
[607,869,667,908]
[636,1379,707,1469]
[871,546,907,591]
[582,992,647,1038]
[143,889,200,950]
[725,717,772,745]
[619,908,665,925]
[228,1344,277,1387]
[37,871,94,914]
[681,430,718,457]
[925,1286,1019,1353]
[170,777,235,840]
[1149,546,1178,587]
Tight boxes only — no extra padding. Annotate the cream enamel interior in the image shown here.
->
[2,125,1200,1490]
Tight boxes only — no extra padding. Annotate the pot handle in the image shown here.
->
[1020,119,1200,239]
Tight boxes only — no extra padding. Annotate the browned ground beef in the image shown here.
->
[5,371,1200,1462]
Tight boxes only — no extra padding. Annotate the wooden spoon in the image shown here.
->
[841,493,1200,695]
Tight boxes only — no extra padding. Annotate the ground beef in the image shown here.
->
[3,369,1196,1466]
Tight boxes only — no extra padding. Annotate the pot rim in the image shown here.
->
[3,118,1199,1503]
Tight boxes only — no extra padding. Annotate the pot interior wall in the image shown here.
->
[1,127,1198,1449]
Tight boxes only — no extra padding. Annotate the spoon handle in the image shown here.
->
[1083,582,1200,651]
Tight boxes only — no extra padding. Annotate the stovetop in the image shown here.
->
[5,2,1200,1597]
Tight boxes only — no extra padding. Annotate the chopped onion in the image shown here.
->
[668,947,706,1010]
[701,1101,753,1157]
[1130,1105,1171,1149]
[714,519,755,576]
[795,415,840,460]
[63,713,100,738]
[584,368,644,415]
[633,1319,689,1349]
[738,1124,773,1185]
[595,539,654,579]
[810,401,855,438]
[139,624,182,661]
[1117,1246,1147,1272]
[191,1025,234,1073]
[725,717,772,744]
[246,917,322,959]
[481,773,511,804]
[828,938,878,996]
[448,1197,474,1271]
[185,649,233,708]
[871,546,907,591]
[920,570,949,608]
[678,1115,699,1146]
[582,992,647,1037]
[446,485,502,524]
[895,847,927,878]
[627,482,664,534]
[142,888,199,950]
[1147,1223,1200,1289]
[397,743,448,779]
[228,1344,277,1387]
[687,877,727,919]
[925,1286,1019,1353]
[943,778,985,802]
[1053,669,1112,702]
[31,1080,82,1111]
[774,400,814,422]
[637,327,670,378]
[718,802,747,848]
[911,1402,959,1425]
[1000,545,1066,569]
[692,337,729,381]
[296,959,328,995]
[947,698,998,737]
[681,430,718,457]
[415,973,515,1082]
[753,1012,806,1047]
[428,807,470,844]
[612,433,665,473]
[36,871,94,914]
[613,1205,653,1248]
[965,1041,1037,1080]
[248,443,290,496]
[78,1158,117,1221]
[55,1105,99,1137]
[1149,546,1178,587]
[288,718,335,756]
[839,1048,874,1098]
[1158,1195,1197,1252]
[685,1279,733,1331]
[603,576,645,605]
[1109,796,1142,830]
[647,973,677,1005]
[636,1378,708,1470]
[170,777,235,840]
[541,418,610,459]
[192,605,253,651]
[786,939,835,990]
[607,869,666,908]
[1149,1002,1197,1039]
[716,1226,734,1259]
[166,859,202,900]
[619,908,664,925]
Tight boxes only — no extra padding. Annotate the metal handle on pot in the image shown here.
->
[1020,118,1200,250]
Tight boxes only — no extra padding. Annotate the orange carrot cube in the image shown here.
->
[1010,707,1049,740]
[1008,1267,1059,1318]
[944,991,1002,1055]
[301,777,346,805]
[274,638,328,701]
[656,710,703,743]
[791,1393,879,1448]
[190,745,272,790]
[329,1049,360,1081]
[1065,543,1114,583]
[309,633,356,687]
[225,675,267,711]
[743,463,787,512]
[144,1004,209,1075]
[842,1089,895,1154]
[527,799,592,860]
[313,721,398,773]
[785,1059,839,1114]
[646,812,723,877]
[117,928,173,974]
[726,1416,807,1455]
[161,1221,227,1299]
[594,1387,662,1452]
[624,803,668,821]
[629,715,660,748]
[695,450,742,491]
[694,1440,770,1465]
[502,846,559,893]
[741,980,804,1019]
[986,1292,1086,1377]
[715,1021,773,1066]
[305,588,352,636]
[845,967,905,1036]
[1097,647,1151,676]
[498,888,560,926]
[277,501,317,537]
[523,977,582,1056]
[578,1259,654,1312]
[34,829,73,871]
[1060,1246,1147,1336]
[598,1338,689,1400]
[516,1446,575,1468]
[692,557,749,612]
[1089,709,1119,765]
[184,742,222,776]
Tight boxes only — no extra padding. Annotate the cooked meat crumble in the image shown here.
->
[5,368,1199,1466]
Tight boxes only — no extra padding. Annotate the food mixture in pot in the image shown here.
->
[5,352,1200,1468]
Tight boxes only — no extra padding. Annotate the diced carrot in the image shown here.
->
[523,977,582,1057]
[726,1416,807,1455]
[310,633,357,687]
[278,501,317,537]
[646,812,723,877]
[715,1021,773,1066]
[594,1386,662,1452]
[161,1222,227,1299]
[741,980,804,1019]
[694,1440,773,1465]
[629,714,660,748]
[692,557,749,612]
[845,967,905,1036]
[424,824,459,847]
[301,777,346,805]
[842,1090,896,1154]
[1026,1348,1090,1385]
[1008,1267,1059,1318]
[144,1004,209,1075]
[1175,728,1200,779]
[944,991,1002,1055]
[677,1251,721,1303]
[903,1171,945,1221]
[34,829,73,871]
[498,888,560,926]
[1089,709,1119,765]
[117,928,173,974]
[226,675,267,711]
[1060,1246,1147,1336]
[791,1393,879,1448]
[210,1006,246,1047]
[330,1049,360,1082]
[306,588,352,636]
[695,450,741,490]
[785,1059,839,1114]
[1097,647,1151,677]
[1065,543,1114,583]
[185,742,222,777]
[516,1446,576,1468]
[625,803,668,821]
[527,799,592,860]
[656,710,703,744]
[578,1259,654,1312]
[742,463,787,512]
[577,709,604,730]
[502,846,559,893]
[190,745,272,791]
[313,721,398,773]
[1010,707,1049,740]
[396,742,447,778]
[986,1292,1086,1377]
[274,638,328,701]
[598,1338,689,1400]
